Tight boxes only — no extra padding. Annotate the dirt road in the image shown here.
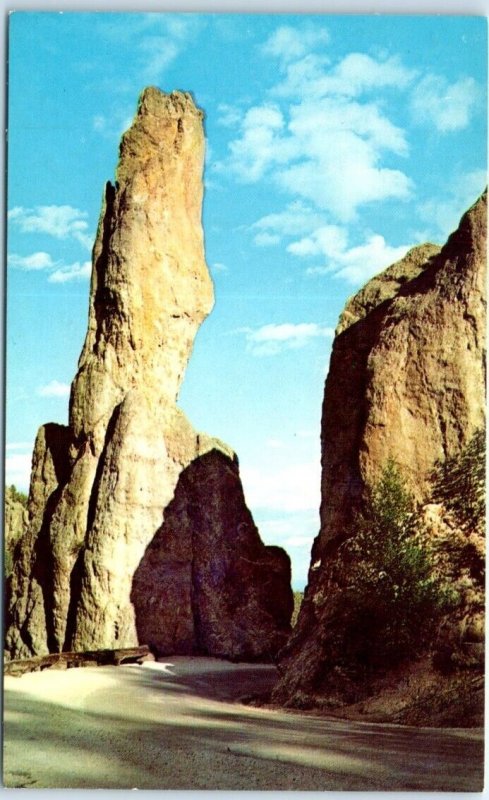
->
[3,656,484,790]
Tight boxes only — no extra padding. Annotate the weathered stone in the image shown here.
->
[319,191,486,554]
[5,87,292,661]
[5,423,73,659]
[4,486,28,558]
[274,191,486,704]
[336,243,440,334]
[131,449,292,660]
[70,88,213,449]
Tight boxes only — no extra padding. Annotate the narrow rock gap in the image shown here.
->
[93,181,117,355]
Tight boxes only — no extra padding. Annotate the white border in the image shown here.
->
[2,4,488,800]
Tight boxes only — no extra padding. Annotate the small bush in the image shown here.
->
[432,428,485,532]
[6,485,28,507]
[340,460,457,672]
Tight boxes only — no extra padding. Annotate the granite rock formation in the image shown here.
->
[132,449,292,660]
[4,486,28,575]
[335,242,440,335]
[274,191,486,708]
[5,87,292,661]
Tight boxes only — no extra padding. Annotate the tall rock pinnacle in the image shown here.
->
[70,88,213,444]
[6,88,292,660]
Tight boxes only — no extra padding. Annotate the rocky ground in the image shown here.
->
[3,657,483,791]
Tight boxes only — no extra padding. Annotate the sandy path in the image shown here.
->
[3,656,483,791]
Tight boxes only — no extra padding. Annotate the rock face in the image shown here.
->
[132,449,292,660]
[4,486,28,574]
[320,193,486,554]
[5,87,292,661]
[274,191,486,705]
[335,242,440,335]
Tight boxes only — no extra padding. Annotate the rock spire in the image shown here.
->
[5,88,292,661]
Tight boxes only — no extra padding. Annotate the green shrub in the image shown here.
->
[7,485,28,507]
[340,460,457,672]
[432,428,485,531]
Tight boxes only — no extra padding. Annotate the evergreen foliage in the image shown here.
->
[340,460,456,672]
[7,484,28,507]
[432,428,485,531]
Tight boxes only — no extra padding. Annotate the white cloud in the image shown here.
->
[228,104,296,183]
[241,460,320,512]
[140,37,180,81]
[217,103,242,128]
[258,516,318,549]
[411,74,480,133]
[261,23,330,63]
[8,205,92,249]
[272,53,329,98]
[37,380,71,398]
[275,52,415,99]
[329,52,415,94]
[204,139,214,166]
[288,225,347,258]
[8,251,55,271]
[48,261,92,283]
[253,232,281,247]
[5,452,32,492]
[7,250,92,283]
[280,98,411,220]
[241,322,334,356]
[283,532,316,548]
[227,95,411,220]
[289,225,411,285]
[252,201,323,241]
[330,236,411,284]
[223,42,426,224]
[295,428,316,439]
[133,14,202,81]
[75,232,95,251]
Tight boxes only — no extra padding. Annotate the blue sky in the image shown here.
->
[6,13,487,588]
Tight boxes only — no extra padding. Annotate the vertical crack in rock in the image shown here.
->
[6,87,292,660]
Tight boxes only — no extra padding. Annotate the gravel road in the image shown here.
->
[3,656,484,791]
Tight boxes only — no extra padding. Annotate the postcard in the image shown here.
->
[4,11,486,791]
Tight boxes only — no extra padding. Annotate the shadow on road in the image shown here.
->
[3,658,484,791]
